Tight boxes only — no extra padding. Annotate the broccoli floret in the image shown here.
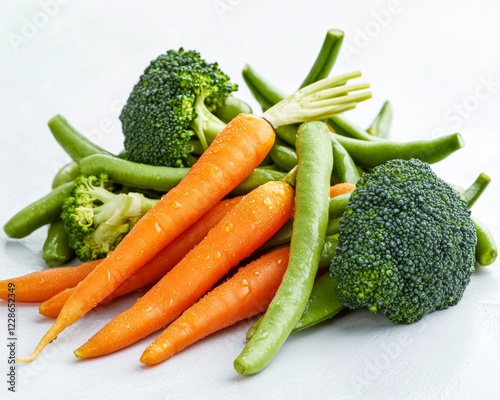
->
[330,158,477,324]
[119,48,239,167]
[61,173,158,261]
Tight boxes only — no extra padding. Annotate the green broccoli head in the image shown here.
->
[330,158,477,324]
[61,173,158,261]
[119,48,238,167]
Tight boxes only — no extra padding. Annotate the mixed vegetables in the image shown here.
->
[0,29,497,375]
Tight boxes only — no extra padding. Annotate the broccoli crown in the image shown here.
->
[330,158,477,324]
[119,48,237,167]
[61,173,158,261]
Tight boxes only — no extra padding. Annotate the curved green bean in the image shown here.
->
[234,121,333,375]
[42,220,74,267]
[48,114,112,162]
[473,217,498,266]
[367,100,393,138]
[269,144,298,172]
[333,132,464,168]
[293,271,345,332]
[230,168,286,196]
[51,161,80,189]
[3,182,73,238]
[331,134,360,183]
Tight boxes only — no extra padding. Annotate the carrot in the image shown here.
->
[16,114,275,363]
[74,179,294,359]
[0,260,100,303]
[329,182,356,198]
[140,246,290,366]
[39,197,242,318]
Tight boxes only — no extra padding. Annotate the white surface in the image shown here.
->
[1,1,499,399]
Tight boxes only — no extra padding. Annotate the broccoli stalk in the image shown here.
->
[330,158,477,324]
[61,173,159,261]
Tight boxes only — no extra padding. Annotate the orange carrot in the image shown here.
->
[140,246,290,365]
[39,197,242,318]
[0,260,100,303]
[329,182,356,198]
[17,114,275,363]
[74,179,294,359]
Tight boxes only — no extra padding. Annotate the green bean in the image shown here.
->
[333,132,464,168]
[3,182,73,238]
[299,29,344,88]
[293,271,345,332]
[367,100,393,138]
[213,95,253,123]
[269,144,298,172]
[329,192,351,219]
[80,153,285,195]
[328,114,383,142]
[331,134,360,183]
[51,161,80,189]
[461,172,491,208]
[234,121,333,375]
[42,220,74,267]
[230,168,286,196]
[242,65,285,112]
[473,217,498,266]
[48,114,112,162]
[80,153,189,192]
[247,234,340,340]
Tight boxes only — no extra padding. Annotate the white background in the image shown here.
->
[0,1,499,399]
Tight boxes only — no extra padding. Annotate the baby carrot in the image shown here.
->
[74,179,294,358]
[329,182,356,198]
[16,114,274,363]
[39,197,242,318]
[140,247,290,366]
[0,260,100,303]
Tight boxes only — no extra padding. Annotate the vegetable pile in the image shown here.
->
[1,29,497,376]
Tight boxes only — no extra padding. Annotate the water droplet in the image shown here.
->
[254,271,260,276]
[172,200,182,209]
[145,305,153,313]
[155,222,162,233]
[225,223,233,232]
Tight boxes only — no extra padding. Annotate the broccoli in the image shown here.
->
[119,48,241,167]
[330,158,477,324]
[61,173,158,261]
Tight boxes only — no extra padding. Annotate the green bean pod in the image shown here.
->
[80,153,285,195]
[328,114,383,142]
[473,217,498,266]
[3,182,73,238]
[333,132,464,168]
[213,95,253,123]
[51,161,81,189]
[367,100,393,138]
[242,65,285,112]
[293,271,345,332]
[461,172,491,209]
[269,144,298,172]
[234,121,333,375]
[299,29,344,88]
[48,114,112,162]
[331,134,360,183]
[42,220,74,267]
[247,235,340,340]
